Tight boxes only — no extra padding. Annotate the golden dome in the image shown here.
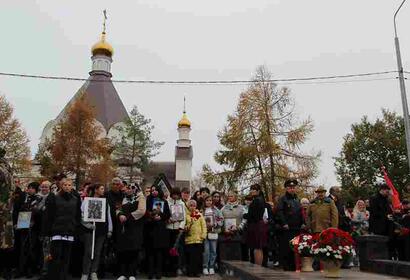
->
[178,113,191,128]
[91,32,114,57]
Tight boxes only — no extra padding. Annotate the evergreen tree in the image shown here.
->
[335,109,410,204]
[112,106,163,182]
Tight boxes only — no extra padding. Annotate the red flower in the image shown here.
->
[400,228,410,236]
[190,210,201,220]
[169,247,179,257]
[313,228,355,261]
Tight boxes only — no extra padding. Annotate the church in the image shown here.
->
[38,20,193,191]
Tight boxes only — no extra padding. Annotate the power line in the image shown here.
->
[0,70,399,85]
[279,77,397,86]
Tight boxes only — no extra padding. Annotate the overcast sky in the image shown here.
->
[1,0,409,186]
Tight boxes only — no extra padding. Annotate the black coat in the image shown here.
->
[43,191,81,237]
[369,193,392,236]
[116,194,145,252]
[277,193,303,230]
[247,195,266,225]
[144,195,171,249]
[107,190,124,230]
[13,193,43,231]
[328,195,351,232]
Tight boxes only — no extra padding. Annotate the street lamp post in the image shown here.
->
[394,0,410,169]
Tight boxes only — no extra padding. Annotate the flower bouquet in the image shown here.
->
[290,233,317,257]
[169,231,183,257]
[393,221,410,237]
[312,228,355,278]
[290,233,318,272]
[400,227,410,236]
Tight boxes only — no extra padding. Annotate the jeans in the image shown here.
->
[82,233,106,274]
[203,239,217,269]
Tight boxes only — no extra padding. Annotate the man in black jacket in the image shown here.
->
[277,179,303,271]
[43,178,81,280]
[105,177,124,275]
[369,183,392,235]
[329,187,350,232]
[106,177,124,233]
[329,186,352,268]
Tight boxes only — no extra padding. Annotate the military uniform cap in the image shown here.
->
[315,186,327,193]
[284,179,298,187]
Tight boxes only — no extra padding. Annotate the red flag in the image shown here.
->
[381,166,402,210]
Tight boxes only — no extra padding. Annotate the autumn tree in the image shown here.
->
[335,109,410,204]
[191,169,214,192]
[0,95,31,174]
[35,139,60,178]
[208,66,319,197]
[88,154,116,184]
[200,164,240,194]
[43,95,113,188]
[112,106,163,182]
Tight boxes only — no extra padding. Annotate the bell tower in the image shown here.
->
[175,98,193,189]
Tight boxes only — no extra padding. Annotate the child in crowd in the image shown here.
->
[185,200,207,277]
[202,195,224,275]
[166,188,186,277]
[80,184,113,280]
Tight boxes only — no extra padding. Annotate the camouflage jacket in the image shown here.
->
[0,203,13,249]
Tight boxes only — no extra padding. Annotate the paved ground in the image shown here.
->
[222,261,409,280]
[282,269,407,280]
[10,268,409,280]
[12,275,222,280]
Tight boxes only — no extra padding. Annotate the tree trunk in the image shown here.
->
[262,84,276,197]
[249,126,268,195]
[75,172,80,190]
[129,132,137,182]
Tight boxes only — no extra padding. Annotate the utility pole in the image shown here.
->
[394,0,410,169]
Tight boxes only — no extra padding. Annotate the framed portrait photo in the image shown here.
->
[17,211,32,229]
[170,204,184,221]
[153,199,165,213]
[224,218,237,231]
[158,180,170,198]
[205,214,215,227]
[83,197,106,223]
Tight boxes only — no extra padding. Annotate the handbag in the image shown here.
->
[207,233,218,240]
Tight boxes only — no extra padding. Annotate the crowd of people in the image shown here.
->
[0,176,410,280]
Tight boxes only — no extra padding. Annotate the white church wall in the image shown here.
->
[39,120,56,146]
[175,159,192,182]
[107,122,127,142]
[178,128,190,140]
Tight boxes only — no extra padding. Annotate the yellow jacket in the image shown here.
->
[185,210,207,245]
